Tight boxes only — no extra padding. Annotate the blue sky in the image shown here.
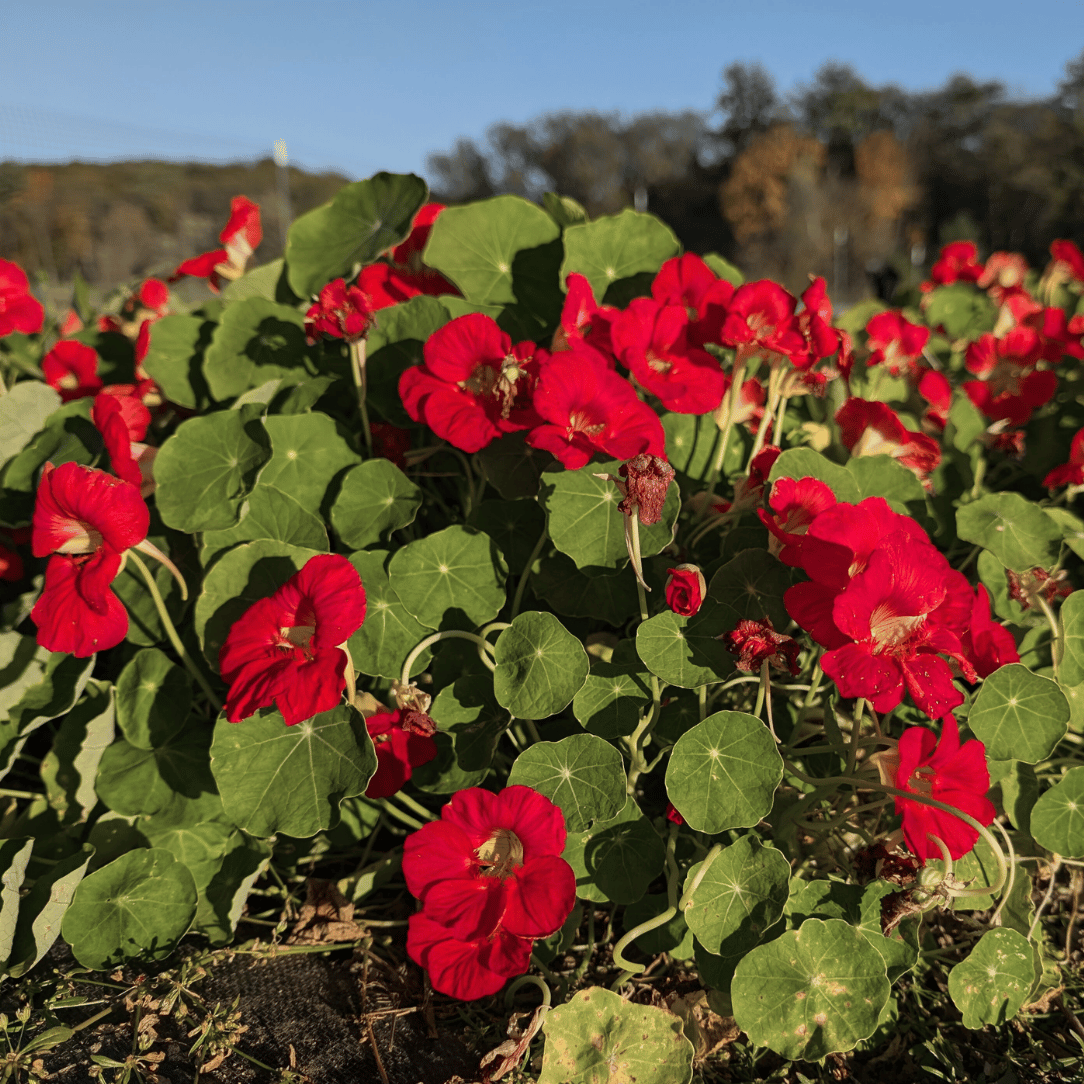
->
[2,0,1082,184]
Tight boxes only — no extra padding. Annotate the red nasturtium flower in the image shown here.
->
[219,554,366,726]
[723,616,801,676]
[864,311,930,379]
[42,340,102,402]
[31,462,149,656]
[0,259,44,337]
[171,195,261,291]
[963,328,1057,426]
[1044,428,1084,489]
[92,391,155,494]
[403,785,576,1000]
[364,708,438,799]
[959,585,1019,679]
[550,273,617,358]
[892,714,995,861]
[665,564,706,616]
[0,544,22,583]
[923,241,984,290]
[836,398,941,485]
[719,280,806,361]
[758,476,837,563]
[304,278,376,343]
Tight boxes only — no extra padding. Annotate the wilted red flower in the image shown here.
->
[304,278,375,343]
[893,714,994,861]
[865,311,930,379]
[551,273,617,359]
[0,544,23,582]
[364,708,438,799]
[959,585,1019,679]
[31,462,149,656]
[1044,428,1084,489]
[758,475,837,563]
[618,453,674,525]
[403,785,576,1000]
[610,298,726,414]
[665,564,706,616]
[1006,567,1073,611]
[0,259,44,337]
[219,554,367,726]
[401,314,540,454]
[723,616,800,676]
[370,422,411,469]
[719,280,806,361]
[836,398,941,485]
[924,241,984,290]
[963,329,1057,426]
[171,195,261,292]
[526,347,664,469]
[42,341,102,402]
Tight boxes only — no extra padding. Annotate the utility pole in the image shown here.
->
[273,141,292,250]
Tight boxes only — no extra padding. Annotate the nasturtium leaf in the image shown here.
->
[388,525,507,629]
[423,194,560,307]
[430,677,508,772]
[507,734,626,832]
[656,691,701,746]
[285,172,428,298]
[539,461,679,571]
[846,454,927,510]
[703,252,744,286]
[989,760,1039,834]
[155,411,270,532]
[663,411,743,486]
[196,831,272,945]
[366,295,450,425]
[967,663,1068,763]
[532,552,638,626]
[542,191,588,228]
[411,731,488,794]
[140,314,211,410]
[0,381,60,464]
[948,928,1036,1029]
[40,680,115,825]
[635,604,736,689]
[665,711,783,833]
[331,459,421,549]
[559,209,680,303]
[468,499,547,575]
[573,657,652,739]
[202,297,313,401]
[1060,591,1084,687]
[61,848,197,969]
[143,820,234,907]
[1031,766,1084,857]
[924,282,997,339]
[682,835,790,957]
[5,846,92,978]
[767,447,861,503]
[210,704,376,838]
[476,431,553,499]
[0,838,35,963]
[115,649,190,750]
[201,484,328,568]
[220,258,294,304]
[1048,507,1084,560]
[956,492,1062,572]
[195,539,321,665]
[562,797,665,904]
[95,729,215,818]
[494,611,589,720]
[732,918,890,1060]
[946,392,986,454]
[346,550,433,681]
[259,412,360,514]
[708,549,793,630]
[540,986,694,1084]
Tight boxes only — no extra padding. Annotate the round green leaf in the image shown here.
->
[210,705,376,838]
[532,552,638,626]
[539,460,679,571]
[559,209,680,303]
[195,540,321,666]
[115,648,191,750]
[285,172,428,298]
[1031,766,1084,857]
[95,730,215,818]
[0,838,34,964]
[846,455,927,511]
[154,411,271,532]
[388,525,507,629]
[573,658,652,739]
[948,928,1036,1029]
[494,612,589,720]
[731,918,890,1060]
[507,734,625,832]
[430,676,509,773]
[140,314,211,410]
[347,550,434,680]
[202,297,313,401]
[468,499,547,575]
[768,448,861,503]
[968,663,1068,763]
[665,711,783,833]
[682,835,790,956]
[540,986,693,1084]
[410,731,489,795]
[331,459,421,549]
[259,412,361,514]
[924,282,996,339]
[220,258,293,304]
[0,381,60,463]
[423,194,560,306]
[1059,590,1084,686]
[476,431,552,499]
[956,492,1062,572]
[708,549,793,630]
[635,605,735,689]
[202,484,329,568]
[61,849,197,969]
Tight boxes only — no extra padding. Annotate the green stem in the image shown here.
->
[1037,594,1063,681]
[378,798,426,831]
[392,790,435,822]
[679,843,723,910]
[127,551,222,711]
[612,823,680,976]
[701,353,748,514]
[511,533,548,620]
[628,513,650,601]
[349,339,373,457]
[504,973,551,1011]
[747,359,782,464]
[400,630,497,685]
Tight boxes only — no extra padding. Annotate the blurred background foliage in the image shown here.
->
[3,55,1084,305]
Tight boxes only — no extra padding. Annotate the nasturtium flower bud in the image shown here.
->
[665,564,706,617]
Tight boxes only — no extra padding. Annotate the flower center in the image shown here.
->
[869,603,927,651]
[567,411,605,437]
[907,765,936,799]
[281,624,316,648]
[55,521,103,555]
[852,426,901,460]
[58,373,80,390]
[474,828,524,879]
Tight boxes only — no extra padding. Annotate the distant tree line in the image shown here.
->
[427,55,1084,299]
